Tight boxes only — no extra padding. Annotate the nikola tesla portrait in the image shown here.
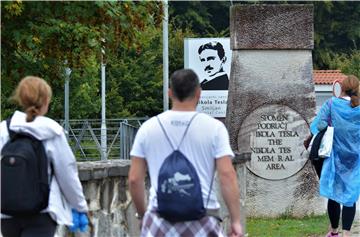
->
[198,41,229,90]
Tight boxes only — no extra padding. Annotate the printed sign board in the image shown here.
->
[184,38,232,117]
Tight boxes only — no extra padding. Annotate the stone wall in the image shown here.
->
[56,160,142,237]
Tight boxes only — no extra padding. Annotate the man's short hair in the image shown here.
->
[170,69,199,102]
[198,41,225,60]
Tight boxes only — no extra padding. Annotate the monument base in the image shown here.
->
[246,162,326,217]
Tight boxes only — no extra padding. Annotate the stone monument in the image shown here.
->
[227,4,325,218]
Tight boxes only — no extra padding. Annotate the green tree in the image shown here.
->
[1,1,162,119]
[105,22,195,117]
[313,1,360,69]
[169,1,231,37]
[326,50,360,78]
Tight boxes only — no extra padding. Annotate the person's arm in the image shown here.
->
[47,132,88,212]
[310,99,332,135]
[216,156,243,237]
[128,156,147,218]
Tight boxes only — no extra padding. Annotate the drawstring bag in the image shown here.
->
[156,114,214,222]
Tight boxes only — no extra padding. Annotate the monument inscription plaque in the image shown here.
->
[238,104,308,180]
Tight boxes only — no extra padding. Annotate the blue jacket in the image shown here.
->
[311,97,360,206]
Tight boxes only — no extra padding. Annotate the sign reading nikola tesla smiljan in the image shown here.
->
[184,38,232,117]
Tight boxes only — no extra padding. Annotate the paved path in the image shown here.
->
[351,217,360,237]
[310,214,359,237]
[326,217,360,237]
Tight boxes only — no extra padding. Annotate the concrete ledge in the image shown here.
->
[233,152,251,164]
[230,4,313,49]
[78,160,131,181]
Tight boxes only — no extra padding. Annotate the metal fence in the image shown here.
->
[59,118,147,161]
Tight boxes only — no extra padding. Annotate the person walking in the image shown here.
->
[311,75,360,237]
[1,76,88,237]
[128,69,243,237]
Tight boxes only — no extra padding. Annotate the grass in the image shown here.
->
[247,215,329,237]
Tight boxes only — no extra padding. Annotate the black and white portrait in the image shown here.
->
[198,41,229,90]
[184,38,231,117]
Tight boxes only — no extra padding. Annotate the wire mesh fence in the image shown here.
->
[58,118,147,161]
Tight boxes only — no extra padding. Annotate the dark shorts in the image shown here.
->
[1,213,57,237]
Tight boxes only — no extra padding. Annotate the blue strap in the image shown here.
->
[156,113,198,151]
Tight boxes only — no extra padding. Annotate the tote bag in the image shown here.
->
[318,126,334,158]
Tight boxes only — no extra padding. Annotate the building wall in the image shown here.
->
[315,85,333,112]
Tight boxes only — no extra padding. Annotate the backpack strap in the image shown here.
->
[156,113,198,151]
[157,117,175,150]
[205,173,215,209]
[6,116,16,140]
[177,113,198,150]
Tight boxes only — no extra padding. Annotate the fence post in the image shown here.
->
[101,56,107,160]
[64,65,71,140]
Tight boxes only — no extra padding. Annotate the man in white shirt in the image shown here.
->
[129,69,243,237]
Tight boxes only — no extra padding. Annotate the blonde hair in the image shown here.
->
[13,76,52,122]
[342,75,359,108]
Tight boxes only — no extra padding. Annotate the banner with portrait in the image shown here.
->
[184,38,231,117]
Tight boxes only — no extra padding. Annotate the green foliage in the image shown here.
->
[313,1,360,69]
[1,1,162,120]
[169,1,231,37]
[169,26,196,77]
[105,23,195,117]
[326,50,360,79]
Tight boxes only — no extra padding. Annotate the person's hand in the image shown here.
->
[303,134,313,149]
[69,209,79,232]
[69,209,89,233]
[317,121,328,131]
[79,212,89,232]
[229,221,244,237]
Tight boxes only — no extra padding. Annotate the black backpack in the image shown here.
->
[1,117,51,216]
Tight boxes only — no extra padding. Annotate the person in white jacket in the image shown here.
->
[1,76,88,237]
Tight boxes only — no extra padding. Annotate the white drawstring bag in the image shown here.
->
[318,126,334,158]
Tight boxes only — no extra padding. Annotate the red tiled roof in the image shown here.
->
[313,70,347,85]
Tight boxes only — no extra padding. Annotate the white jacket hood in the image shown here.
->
[9,111,63,140]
